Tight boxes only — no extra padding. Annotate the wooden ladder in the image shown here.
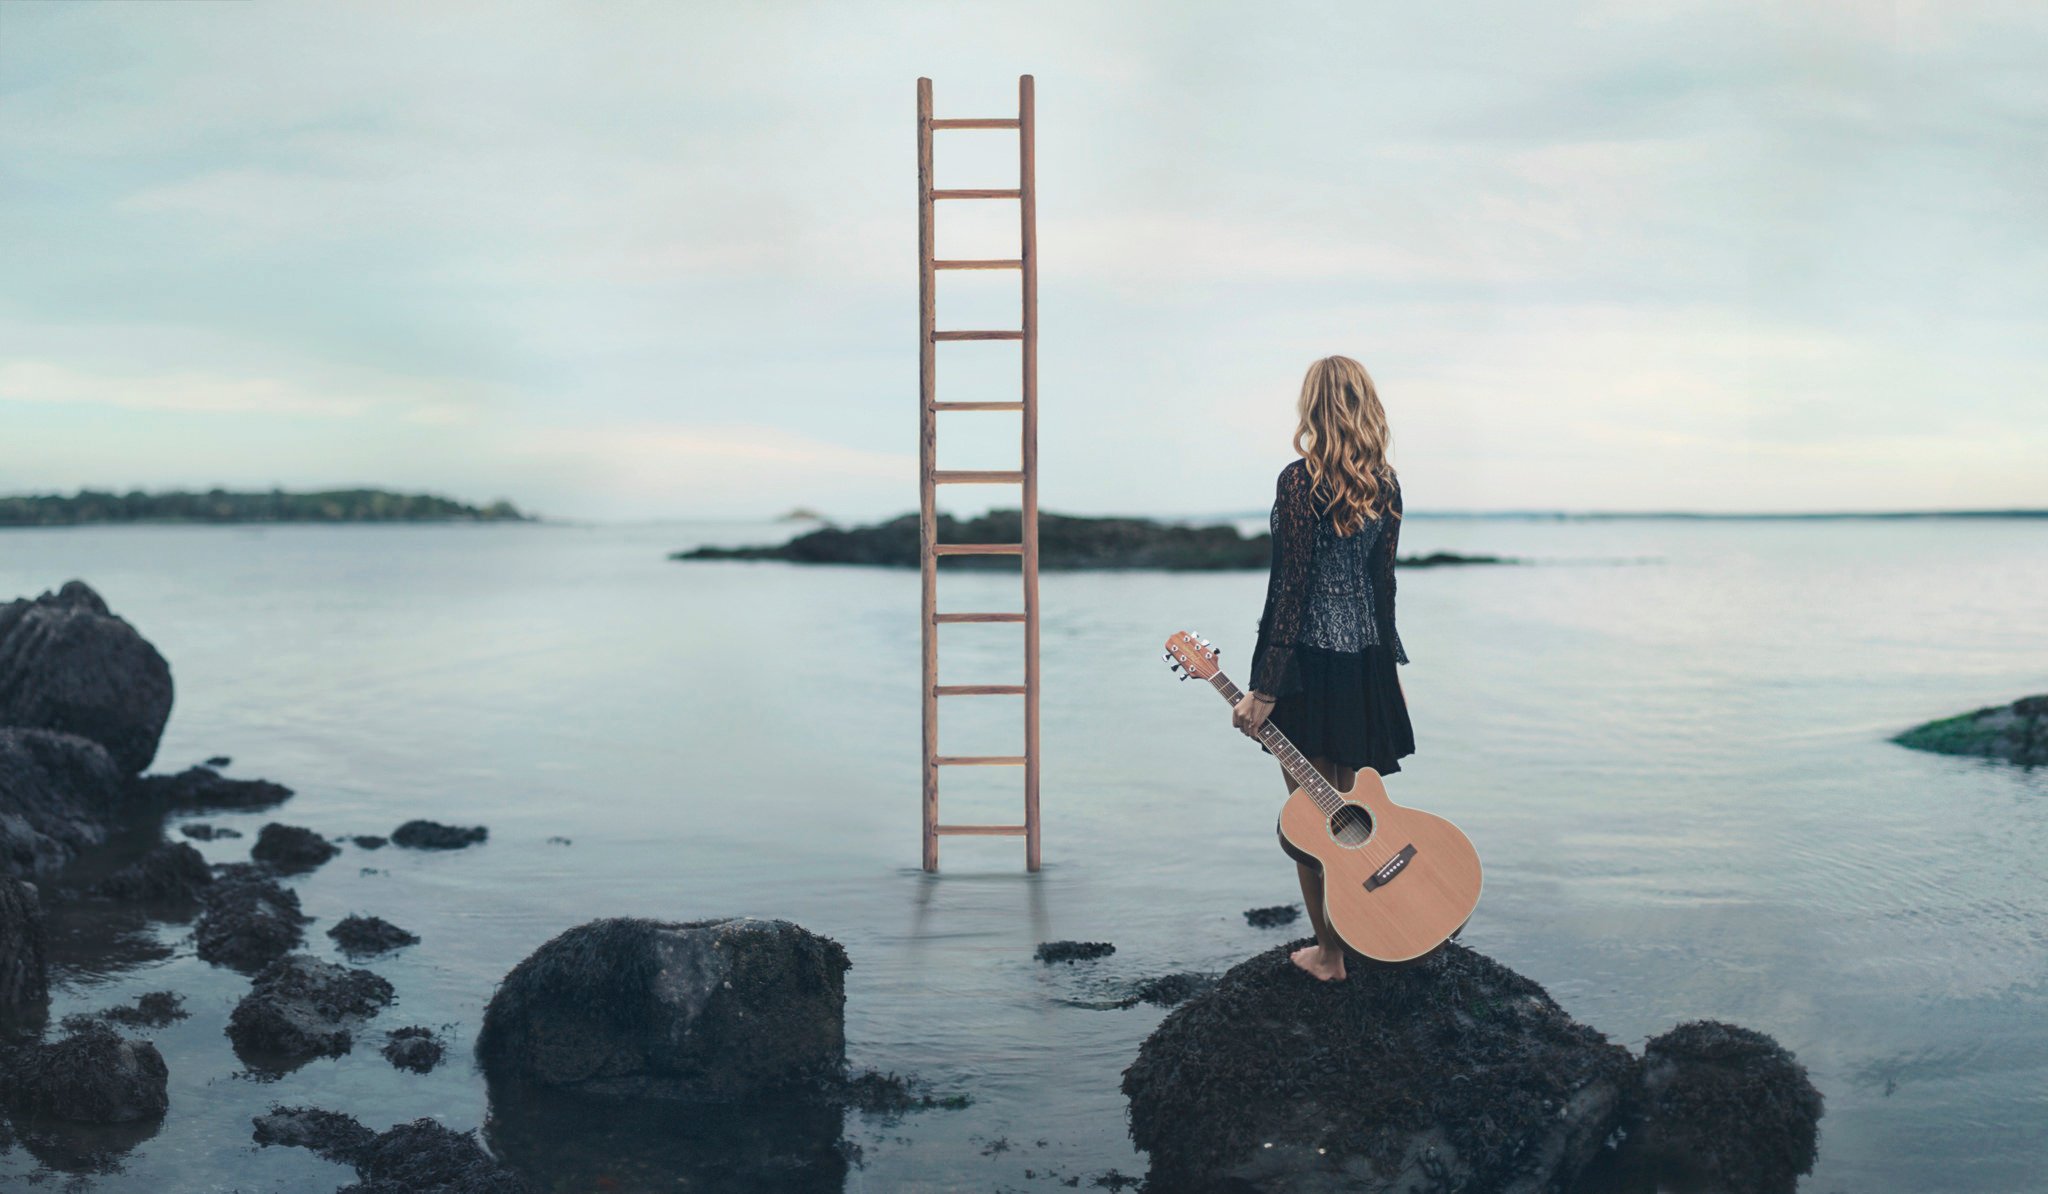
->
[917,74,1040,872]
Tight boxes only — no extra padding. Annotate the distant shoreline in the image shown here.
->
[0,488,532,527]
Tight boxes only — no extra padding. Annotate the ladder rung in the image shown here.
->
[935,259,1022,270]
[935,684,1028,696]
[931,118,1021,130]
[932,330,1023,341]
[934,612,1027,623]
[934,470,1024,484]
[935,824,1028,836]
[931,188,1022,200]
[934,755,1028,766]
[934,543,1022,556]
[933,401,1025,412]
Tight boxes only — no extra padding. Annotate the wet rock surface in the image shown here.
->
[1893,693,2048,765]
[0,582,173,773]
[381,1025,446,1073]
[349,833,388,849]
[392,819,488,849]
[254,1105,532,1192]
[176,821,241,840]
[328,913,420,957]
[0,727,128,881]
[1627,1020,1823,1194]
[1123,939,1637,1193]
[0,879,49,1024]
[93,840,212,903]
[250,822,339,871]
[131,764,292,813]
[77,991,188,1030]
[1244,904,1301,929]
[0,1020,168,1124]
[196,863,310,971]
[476,916,850,1101]
[1036,940,1116,964]
[226,954,394,1065]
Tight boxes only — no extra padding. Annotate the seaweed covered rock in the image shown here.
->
[382,1025,446,1073]
[253,1106,532,1192]
[226,954,393,1064]
[1,878,49,1023]
[0,726,128,881]
[1036,940,1115,964]
[1893,694,2048,765]
[250,822,338,871]
[0,581,173,773]
[196,863,309,971]
[329,913,420,957]
[131,764,292,813]
[0,1020,168,1123]
[476,916,850,1101]
[94,840,213,903]
[1630,1020,1822,1194]
[1122,940,1637,1193]
[392,819,488,850]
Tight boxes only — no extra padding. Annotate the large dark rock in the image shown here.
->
[328,913,420,958]
[1894,694,2048,765]
[131,764,292,812]
[0,879,49,1024]
[226,953,394,1065]
[250,822,338,871]
[476,916,850,1101]
[0,726,128,881]
[1628,1020,1823,1194]
[94,840,213,903]
[196,863,309,971]
[1122,940,1637,1193]
[0,581,173,773]
[0,1020,168,1124]
[254,1105,533,1192]
[391,819,487,850]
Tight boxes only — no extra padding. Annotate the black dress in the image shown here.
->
[1249,458,1414,776]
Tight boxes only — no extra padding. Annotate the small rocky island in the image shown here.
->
[1893,694,2047,765]
[0,488,530,527]
[674,510,1513,570]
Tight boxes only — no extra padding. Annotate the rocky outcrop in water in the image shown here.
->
[94,840,213,903]
[475,916,850,1101]
[250,822,338,872]
[1123,940,1638,1193]
[1035,940,1115,963]
[253,1105,533,1192]
[0,582,173,773]
[195,864,310,972]
[674,510,1516,571]
[131,764,292,812]
[227,954,394,1066]
[382,1025,446,1073]
[1893,694,2048,765]
[1628,1020,1823,1194]
[0,1020,168,1124]
[0,727,128,881]
[0,879,49,1024]
[392,819,487,850]
[328,913,420,957]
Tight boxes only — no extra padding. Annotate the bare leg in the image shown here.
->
[1278,757,1356,981]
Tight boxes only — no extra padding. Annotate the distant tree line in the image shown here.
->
[0,488,532,526]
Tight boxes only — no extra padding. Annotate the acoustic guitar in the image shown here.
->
[1164,630,1483,963]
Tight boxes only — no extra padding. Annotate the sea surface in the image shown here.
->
[1,515,2044,1193]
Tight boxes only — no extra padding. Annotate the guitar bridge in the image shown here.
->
[1363,844,1416,892]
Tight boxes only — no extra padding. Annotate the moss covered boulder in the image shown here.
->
[1893,694,2048,765]
[1122,939,1637,1192]
[475,917,850,1101]
[1627,1020,1823,1194]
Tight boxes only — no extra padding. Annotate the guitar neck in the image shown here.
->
[1206,671,1339,812]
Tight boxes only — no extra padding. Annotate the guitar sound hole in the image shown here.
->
[1327,802,1374,846]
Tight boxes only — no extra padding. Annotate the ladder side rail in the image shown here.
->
[1019,74,1042,872]
[917,78,940,873]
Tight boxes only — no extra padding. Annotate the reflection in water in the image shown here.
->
[6,1115,161,1178]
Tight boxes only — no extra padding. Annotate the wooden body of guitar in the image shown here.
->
[1276,767,1482,964]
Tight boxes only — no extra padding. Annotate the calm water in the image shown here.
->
[1,516,2044,1192]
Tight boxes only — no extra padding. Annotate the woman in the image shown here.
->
[1231,355,1414,982]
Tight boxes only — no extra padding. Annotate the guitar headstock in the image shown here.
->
[1162,631,1220,682]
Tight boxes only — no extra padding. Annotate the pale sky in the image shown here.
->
[2,0,2043,520]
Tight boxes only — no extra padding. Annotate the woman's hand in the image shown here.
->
[1232,690,1276,739]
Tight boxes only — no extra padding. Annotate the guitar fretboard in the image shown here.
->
[1206,671,1342,815]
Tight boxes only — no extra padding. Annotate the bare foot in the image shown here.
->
[1289,943,1348,982]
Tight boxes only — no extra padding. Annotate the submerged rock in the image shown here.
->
[1893,694,2048,765]
[1120,972,1217,1009]
[226,953,394,1064]
[1629,1020,1823,1194]
[131,764,292,813]
[476,916,850,1101]
[177,821,241,841]
[0,726,129,881]
[0,879,49,1024]
[1036,940,1115,964]
[250,822,339,872]
[328,913,420,957]
[392,819,488,850]
[382,1025,446,1073]
[94,840,213,903]
[83,991,188,1030]
[253,1106,532,1192]
[0,581,173,773]
[0,1020,168,1124]
[349,833,388,849]
[1122,939,1636,1193]
[196,863,309,971]
[1244,904,1301,929]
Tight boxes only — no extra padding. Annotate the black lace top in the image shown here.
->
[1250,458,1407,698]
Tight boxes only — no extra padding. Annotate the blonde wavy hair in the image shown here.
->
[1292,355,1397,536]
